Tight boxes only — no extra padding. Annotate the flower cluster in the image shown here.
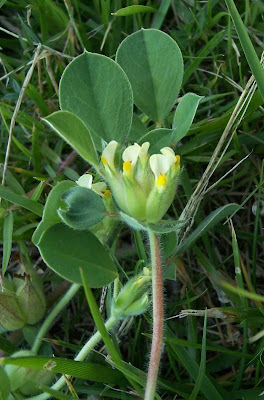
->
[100,141,181,223]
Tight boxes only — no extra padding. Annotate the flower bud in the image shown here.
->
[0,293,26,331]
[13,272,46,325]
[122,293,150,316]
[112,268,151,318]
[4,350,54,395]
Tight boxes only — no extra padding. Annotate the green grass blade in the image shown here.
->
[189,311,207,400]
[0,356,124,384]
[225,0,264,101]
[151,0,171,29]
[0,186,43,216]
[2,211,13,275]
[80,269,143,395]
[167,339,224,400]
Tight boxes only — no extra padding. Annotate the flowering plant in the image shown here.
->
[23,29,202,400]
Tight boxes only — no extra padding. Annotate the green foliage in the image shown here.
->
[59,52,133,149]
[43,111,98,166]
[116,29,183,122]
[58,186,106,230]
[112,5,157,17]
[2,355,124,385]
[32,181,76,245]
[1,0,264,398]
[0,367,10,400]
[2,211,13,275]
[37,223,118,287]
[176,204,240,255]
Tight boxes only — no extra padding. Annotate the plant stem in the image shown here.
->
[27,315,118,400]
[145,230,163,400]
[32,283,80,354]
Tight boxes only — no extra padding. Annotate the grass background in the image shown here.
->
[1,0,264,399]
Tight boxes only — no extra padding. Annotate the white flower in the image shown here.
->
[76,174,109,197]
[139,142,150,160]
[101,140,118,171]
[160,147,180,168]
[122,143,141,173]
[149,154,170,187]
[76,173,93,189]
[122,142,150,173]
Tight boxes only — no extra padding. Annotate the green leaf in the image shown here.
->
[58,186,106,230]
[225,0,264,102]
[0,185,43,216]
[32,181,76,245]
[59,52,133,148]
[80,270,121,365]
[0,336,17,355]
[43,111,98,166]
[148,219,186,234]
[0,367,10,400]
[2,211,13,275]
[112,5,157,16]
[119,212,147,231]
[116,29,183,122]
[176,204,239,255]
[129,114,146,142]
[37,223,118,287]
[1,356,124,385]
[172,93,203,145]
[138,128,173,153]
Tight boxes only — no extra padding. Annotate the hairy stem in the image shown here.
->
[145,230,163,400]
[32,283,80,354]
[27,315,118,400]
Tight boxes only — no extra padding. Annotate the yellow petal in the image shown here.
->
[157,173,167,186]
[103,189,111,198]
[175,155,180,167]
[101,155,108,166]
[123,160,132,173]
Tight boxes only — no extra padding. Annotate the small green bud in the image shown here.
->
[5,350,54,395]
[0,293,26,331]
[112,268,151,318]
[123,293,150,316]
[13,273,46,325]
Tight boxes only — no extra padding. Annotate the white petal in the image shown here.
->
[76,174,93,189]
[139,142,150,159]
[160,147,176,166]
[149,154,170,178]
[122,143,141,165]
[92,182,107,195]
[102,140,118,169]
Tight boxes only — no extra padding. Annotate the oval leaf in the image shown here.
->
[116,29,183,122]
[138,128,173,153]
[43,111,98,166]
[58,187,105,230]
[37,223,118,287]
[59,52,133,148]
[172,93,203,146]
[32,181,76,245]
